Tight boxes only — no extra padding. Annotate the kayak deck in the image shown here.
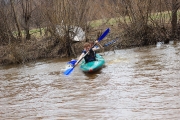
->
[80,54,105,72]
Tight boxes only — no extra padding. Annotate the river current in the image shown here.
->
[0,41,180,119]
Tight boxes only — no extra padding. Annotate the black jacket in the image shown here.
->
[82,49,96,63]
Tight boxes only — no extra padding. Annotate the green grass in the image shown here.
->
[13,28,46,38]
[89,10,180,27]
[29,28,46,38]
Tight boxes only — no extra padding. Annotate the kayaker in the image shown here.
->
[75,40,101,65]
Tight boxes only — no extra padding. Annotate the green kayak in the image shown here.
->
[80,54,105,72]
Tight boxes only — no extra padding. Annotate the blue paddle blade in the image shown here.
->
[98,28,110,42]
[103,37,118,47]
[67,59,77,66]
[64,67,74,75]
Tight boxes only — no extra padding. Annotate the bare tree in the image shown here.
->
[10,0,22,43]
[42,0,90,57]
[0,0,15,45]
[171,0,180,39]
[21,0,32,40]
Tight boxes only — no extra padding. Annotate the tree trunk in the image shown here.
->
[10,0,23,43]
[171,0,179,39]
[22,0,31,40]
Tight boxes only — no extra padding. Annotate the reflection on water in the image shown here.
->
[0,42,180,119]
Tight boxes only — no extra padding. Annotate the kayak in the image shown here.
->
[80,54,105,72]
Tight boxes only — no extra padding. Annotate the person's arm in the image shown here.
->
[74,53,85,66]
[92,40,104,51]
[97,41,103,48]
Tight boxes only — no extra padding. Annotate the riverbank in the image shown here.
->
[0,25,178,66]
[0,37,107,65]
[0,27,110,65]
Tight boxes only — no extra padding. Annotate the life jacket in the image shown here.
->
[82,49,96,63]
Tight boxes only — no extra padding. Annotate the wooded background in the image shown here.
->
[0,0,180,64]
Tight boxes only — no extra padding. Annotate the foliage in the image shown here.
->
[0,0,180,65]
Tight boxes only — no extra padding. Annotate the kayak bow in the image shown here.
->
[80,54,105,72]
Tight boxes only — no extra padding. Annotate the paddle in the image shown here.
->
[67,37,118,65]
[64,28,110,75]
[103,37,118,47]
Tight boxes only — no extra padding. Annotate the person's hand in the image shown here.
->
[95,40,98,44]
[74,62,78,66]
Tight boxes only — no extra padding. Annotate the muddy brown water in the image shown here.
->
[0,42,180,119]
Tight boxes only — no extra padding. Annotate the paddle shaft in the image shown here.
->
[75,28,110,66]
[74,42,97,66]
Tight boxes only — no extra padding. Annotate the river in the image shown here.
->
[0,41,180,119]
